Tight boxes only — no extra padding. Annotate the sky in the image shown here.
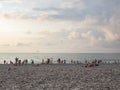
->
[0,0,120,53]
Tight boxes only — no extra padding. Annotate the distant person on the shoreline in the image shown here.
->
[46,58,50,64]
[71,60,73,64]
[21,59,28,65]
[22,59,28,65]
[41,59,45,64]
[63,60,66,64]
[50,58,53,64]
[31,59,34,65]
[25,59,28,64]
[10,61,13,64]
[15,57,19,66]
[57,58,61,64]
[18,60,21,66]
[4,60,6,64]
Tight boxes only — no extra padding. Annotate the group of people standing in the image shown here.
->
[3,57,74,65]
[3,57,104,68]
[4,57,28,66]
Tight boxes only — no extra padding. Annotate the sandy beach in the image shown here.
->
[0,63,120,90]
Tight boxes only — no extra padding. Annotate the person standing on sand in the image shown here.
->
[42,59,44,64]
[15,57,19,66]
[63,60,66,64]
[57,58,61,64]
[46,58,50,64]
[18,60,21,66]
[31,59,34,65]
[4,60,6,64]
[71,60,73,64]
[10,61,13,64]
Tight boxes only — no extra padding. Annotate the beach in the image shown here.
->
[0,63,120,90]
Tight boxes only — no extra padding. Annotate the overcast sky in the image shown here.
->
[0,0,120,53]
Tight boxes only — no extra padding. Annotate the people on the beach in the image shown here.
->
[46,58,50,64]
[57,58,61,64]
[57,58,65,64]
[41,59,45,64]
[63,60,66,64]
[71,60,73,64]
[41,58,54,64]
[31,59,34,65]
[21,59,28,65]
[18,60,21,66]
[10,61,13,64]
[15,57,19,66]
[2,57,108,67]
[85,59,102,68]
[70,60,79,64]
[4,60,6,64]
[24,59,28,65]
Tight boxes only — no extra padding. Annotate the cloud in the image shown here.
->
[0,13,25,19]
[0,0,120,53]
[0,44,10,47]
[0,14,15,19]
[48,0,120,22]
[67,28,120,48]
[68,31,81,40]
[16,42,30,47]
[1,0,120,22]
[18,13,29,19]
[68,30,98,46]
[0,0,35,2]
[25,30,32,35]
[0,12,51,21]
[102,29,119,42]
[61,0,85,9]
[36,15,49,21]
[32,7,60,15]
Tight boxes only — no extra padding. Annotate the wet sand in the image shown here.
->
[0,64,120,90]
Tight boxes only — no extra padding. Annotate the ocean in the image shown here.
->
[0,53,120,64]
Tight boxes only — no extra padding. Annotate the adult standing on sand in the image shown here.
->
[31,59,34,65]
[4,60,6,64]
[18,60,21,66]
[42,59,44,64]
[15,57,19,66]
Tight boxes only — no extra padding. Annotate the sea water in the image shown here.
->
[0,53,120,64]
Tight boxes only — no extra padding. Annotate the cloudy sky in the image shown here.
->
[0,0,120,53]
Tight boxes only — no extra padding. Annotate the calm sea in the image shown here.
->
[0,53,120,64]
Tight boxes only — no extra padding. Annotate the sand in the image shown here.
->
[0,63,120,90]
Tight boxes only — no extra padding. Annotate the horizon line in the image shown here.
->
[0,52,120,54]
